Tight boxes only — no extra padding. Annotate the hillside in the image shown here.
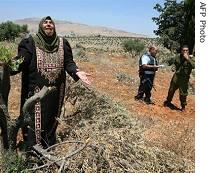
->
[14,18,147,37]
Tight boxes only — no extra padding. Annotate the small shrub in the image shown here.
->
[0,44,23,71]
[122,39,145,58]
[116,72,135,85]
[0,45,13,63]
[0,151,28,173]
[76,49,89,62]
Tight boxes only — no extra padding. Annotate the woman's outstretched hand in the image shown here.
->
[76,71,91,85]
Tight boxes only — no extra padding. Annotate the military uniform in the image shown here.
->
[165,55,195,109]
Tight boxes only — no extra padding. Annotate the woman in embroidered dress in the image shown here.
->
[11,16,90,149]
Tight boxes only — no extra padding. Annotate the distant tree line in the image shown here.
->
[0,21,29,41]
[152,0,194,54]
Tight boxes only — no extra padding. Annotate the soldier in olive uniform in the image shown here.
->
[164,45,195,111]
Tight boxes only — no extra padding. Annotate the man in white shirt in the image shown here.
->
[135,45,159,104]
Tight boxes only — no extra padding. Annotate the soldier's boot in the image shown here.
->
[163,100,174,107]
[163,100,179,110]
[180,95,187,111]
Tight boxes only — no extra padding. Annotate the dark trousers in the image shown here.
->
[137,74,155,101]
[166,74,189,107]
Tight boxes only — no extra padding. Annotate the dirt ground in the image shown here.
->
[8,54,194,121]
[7,53,194,155]
[74,54,195,159]
[76,54,194,122]
[8,52,195,123]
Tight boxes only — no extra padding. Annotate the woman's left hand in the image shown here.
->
[76,71,91,85]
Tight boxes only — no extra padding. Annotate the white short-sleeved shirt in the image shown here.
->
[141,53,156,74]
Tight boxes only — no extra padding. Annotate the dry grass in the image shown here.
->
[39,78,194,173]
[2,77,193,172]
[144,119,195,161]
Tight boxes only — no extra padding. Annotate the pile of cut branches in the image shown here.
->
[1,77,194,172]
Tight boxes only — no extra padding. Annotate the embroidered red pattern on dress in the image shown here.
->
[34,86,41,145]
[36,37,64,83]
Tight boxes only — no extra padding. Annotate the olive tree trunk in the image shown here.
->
[0,62,10,149]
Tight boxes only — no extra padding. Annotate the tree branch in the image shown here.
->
[24,139,90,172]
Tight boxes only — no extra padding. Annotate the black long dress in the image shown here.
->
[11,36,79,148]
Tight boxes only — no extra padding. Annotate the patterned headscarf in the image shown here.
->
[33,16,59,53]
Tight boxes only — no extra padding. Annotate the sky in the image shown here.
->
[0,0,166,37]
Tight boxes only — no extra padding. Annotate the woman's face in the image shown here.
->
[42,19,55,36]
